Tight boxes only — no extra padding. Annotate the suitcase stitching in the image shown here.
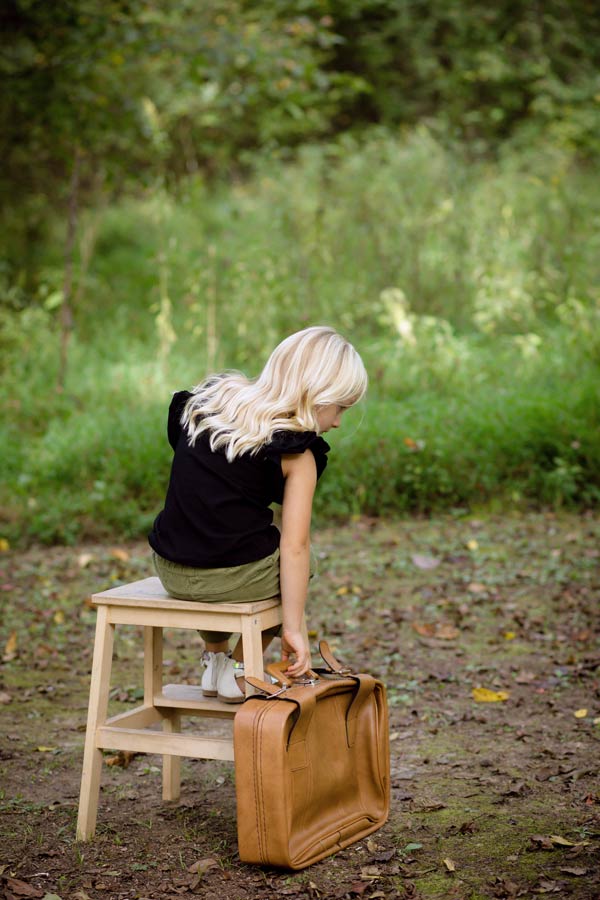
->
[253,702,270,864]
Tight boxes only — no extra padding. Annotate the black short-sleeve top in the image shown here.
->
[148,391,330,568]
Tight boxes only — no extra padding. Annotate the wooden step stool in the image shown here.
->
[76,576,295,841]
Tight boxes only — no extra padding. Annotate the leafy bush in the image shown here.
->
[1,131,598,545]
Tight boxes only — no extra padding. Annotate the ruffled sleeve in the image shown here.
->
[167,390,191,450]
[263,430,330,503]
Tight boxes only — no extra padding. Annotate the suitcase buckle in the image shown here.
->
[265,685,290,698]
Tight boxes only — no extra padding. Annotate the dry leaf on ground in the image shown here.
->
[411,554,441,569]
[472,687,510,702]
[413,622,459,640]
[187,858,219,875]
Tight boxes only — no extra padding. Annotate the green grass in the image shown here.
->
[1,129,599,545]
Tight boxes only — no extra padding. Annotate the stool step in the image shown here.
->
[96,725,234,761]
[156,683,239,717]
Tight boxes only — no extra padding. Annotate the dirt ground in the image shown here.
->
[1,513,599,900]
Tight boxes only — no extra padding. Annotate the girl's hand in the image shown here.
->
[281,628,310,677]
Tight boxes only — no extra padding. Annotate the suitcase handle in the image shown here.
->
[265,641,354,686]
[265,660,320,687]
[261,641,355,689]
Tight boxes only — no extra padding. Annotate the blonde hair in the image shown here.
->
[182,326,368,460]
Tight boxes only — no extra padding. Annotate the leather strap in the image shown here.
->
[244,675,282,695]
[319,640,353,675]
[244,677,317,744]
[345,673,376,747]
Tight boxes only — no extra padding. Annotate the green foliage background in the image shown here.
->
[1,1,599,545]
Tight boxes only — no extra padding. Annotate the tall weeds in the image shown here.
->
[2,130,598,544]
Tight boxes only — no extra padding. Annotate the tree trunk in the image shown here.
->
[57,147,82,392]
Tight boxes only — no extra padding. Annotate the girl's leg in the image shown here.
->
[205,639,230,653]
[231,627,278,661]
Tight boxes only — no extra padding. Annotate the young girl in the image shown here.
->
[149,326,367,703]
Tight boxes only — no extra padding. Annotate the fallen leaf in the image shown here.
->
[436,623,460,640]
[77,552,94,568]
[0,537,10,551]
[573,708,587,718]
[42,894,63,900]
[360,865,381,878]
[472,687,510,702]
[466,539,479,551]
[0,690,12,704]
[443,858,456,872]
[503,631,516,640]
[349,883,370,896]
[530,834,554,850]
[5,879,44,898]
[110,547,130,561]
[53,610,65,625]
[515,670,536,684]
[572,629,591,641]
[413,621,459,640]
[550,835,577,846]
[3,630,18,660]
[36,746,57,753]
[559,866,587,876]
[371,850,396,862]
[105,751,136,768]
[502,781,530,797]
[535,878,559,893]
[467,582,487,594]
[187,858,218,875]
[493,878,520,899]
[413,622,436,637]
[411,554,441,570]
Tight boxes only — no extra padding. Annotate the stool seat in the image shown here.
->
[76,576,299,841]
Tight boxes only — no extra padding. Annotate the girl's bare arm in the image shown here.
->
[279,450,317,676]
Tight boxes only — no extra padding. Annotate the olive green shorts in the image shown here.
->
[152,549,281,643]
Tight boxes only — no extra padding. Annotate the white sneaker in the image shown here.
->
[201,651,229,697]
[216,656,245,704]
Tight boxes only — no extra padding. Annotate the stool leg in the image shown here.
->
[143,626,181,800]
[240,615,265,695]
[162,712,182,801]
[143,625,163,701]
[77,606,114,841]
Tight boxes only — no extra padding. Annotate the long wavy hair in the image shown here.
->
[181,326,368,460]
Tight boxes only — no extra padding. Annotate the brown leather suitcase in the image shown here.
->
[234,642,390,869]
